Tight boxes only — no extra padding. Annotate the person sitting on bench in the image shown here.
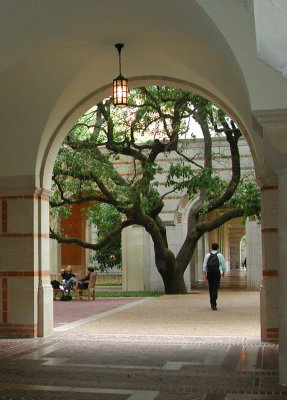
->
[61,267,94,292]
[51,265,76,290]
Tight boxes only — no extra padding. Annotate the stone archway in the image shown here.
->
[1,0,287,386]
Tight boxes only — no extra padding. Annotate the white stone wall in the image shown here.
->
[246,220,262,291]
[122,226,145,291]
[121,224,191,292]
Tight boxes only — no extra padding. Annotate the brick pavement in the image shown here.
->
[53,297,138,328]
[0,290,286,399]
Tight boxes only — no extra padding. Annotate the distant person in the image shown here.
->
[242,257,247,269]
[61,267,94,292]
[203,243,226,310]
[51,265,76,290]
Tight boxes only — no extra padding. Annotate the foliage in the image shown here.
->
[95,290,163,298]
[50,85,261,294]
[88,204,122,271]
[226,181,261,222]
[167,165,224,197]
[97,282,122,286]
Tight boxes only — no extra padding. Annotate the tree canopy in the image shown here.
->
[50,86,260,294]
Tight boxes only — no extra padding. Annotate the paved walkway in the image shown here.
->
[54,289,260,337]
[0,289,285,399]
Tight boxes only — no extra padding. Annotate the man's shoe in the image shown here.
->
[212,306,217,310]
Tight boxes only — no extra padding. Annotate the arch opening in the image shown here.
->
[47,86,264,300]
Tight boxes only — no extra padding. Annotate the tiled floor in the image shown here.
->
[0,290,286,399]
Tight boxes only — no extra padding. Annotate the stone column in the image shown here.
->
[278,171,287,385]
[259,183,279,342]
[254,109,287,385]
[245,220,262,291]
[195,236,205,284]
[0,180,53,338]
[122,225,145,291]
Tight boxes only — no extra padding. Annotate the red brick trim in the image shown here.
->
[0,194,49,201]
[112,160,133,166]
[1,200,7,233]
[260,185,278,191]
[2,278,7,324]
[263,270,278,277]
[0,324,37,338]
[0,271,50,277]
[0,233,49,238]
[261,228,278,233]
[266,327,279,342]
[1,272,48,330]
[1,196,49,236]
[267,328,278,333]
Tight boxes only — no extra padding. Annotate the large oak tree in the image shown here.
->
[50,86,260,294]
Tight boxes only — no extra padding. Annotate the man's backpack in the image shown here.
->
[206,252,220,273]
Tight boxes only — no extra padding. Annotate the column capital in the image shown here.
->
[0,175,52,197]
[277,168,287,177]
[253,109,287,127]
[255,163,278,187]
[35,188,53,198]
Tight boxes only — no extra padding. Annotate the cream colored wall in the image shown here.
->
[122,225,191,292]
[0,0,268,191]
[0,190,53,337]
[122,226,145,291]
[2,1,287,201]
[246,220,262,291]
[199,0,287,111]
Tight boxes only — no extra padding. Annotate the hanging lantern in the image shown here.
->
[113,43,128,107]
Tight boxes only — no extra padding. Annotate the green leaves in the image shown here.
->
[88,203,122,233]
[226,181,261,222]
[88,203,122,271]
[167,163,226,200]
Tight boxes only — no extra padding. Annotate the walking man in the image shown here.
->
[203,242,226,310]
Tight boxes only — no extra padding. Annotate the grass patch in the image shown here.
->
[95,290,163,298]
[54,289,163,300]
[96,282,122,287]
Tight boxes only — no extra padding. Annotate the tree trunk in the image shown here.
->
[162,267,187,294]
[155,252,188,294]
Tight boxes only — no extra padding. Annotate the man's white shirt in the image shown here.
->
[202,250,226,273]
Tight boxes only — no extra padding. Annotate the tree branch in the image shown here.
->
[50,219,136,249]
[197,208,244,234]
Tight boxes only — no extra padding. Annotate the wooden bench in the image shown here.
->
[74,272,97,300]
[50,273,64,300]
